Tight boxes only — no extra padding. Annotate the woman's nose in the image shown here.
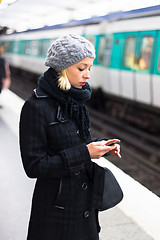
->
[84,70,90,79]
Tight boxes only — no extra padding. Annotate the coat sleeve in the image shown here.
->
[19,99,91,179]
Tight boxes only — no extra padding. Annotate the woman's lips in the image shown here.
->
[79,82,86,86]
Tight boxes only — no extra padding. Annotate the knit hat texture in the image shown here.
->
[45,34,95,72]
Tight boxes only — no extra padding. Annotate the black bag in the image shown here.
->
[98,167,123,211]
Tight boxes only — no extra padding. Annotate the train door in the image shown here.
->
[121,32,139,100]
[134,31,156,105]
[110,33,124,95]
[152,31,160,108]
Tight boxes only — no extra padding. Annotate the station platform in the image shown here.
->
[0,90,160,240]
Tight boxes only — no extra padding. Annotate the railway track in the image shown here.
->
[88,107,160,197]
[10,77,38,100]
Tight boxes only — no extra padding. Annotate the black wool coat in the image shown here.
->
[19,87,105,240]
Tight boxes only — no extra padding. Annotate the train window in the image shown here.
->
[39,40,48,57]
[115,39,119,45]
[157,49,160,73]
[4,41,11,53]
[13,41,18,53]
[23,41,31,55]
[138,36,153,70]
[86,36,95,46]
[31,40,39,56]
[98,36,112,66]
[123,36,135,69]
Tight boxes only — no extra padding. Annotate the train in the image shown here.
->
[1,5,160,134]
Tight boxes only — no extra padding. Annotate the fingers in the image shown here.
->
[94,140,121,155]
[87,142,112,159]
[87,139,121,159]
[110,144,121,158]
[101,139,121,158]
[104,139,121,146]
[113,149,121,158]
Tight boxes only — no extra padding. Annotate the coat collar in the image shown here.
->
[34,87,48,98]
[34,87,68,123]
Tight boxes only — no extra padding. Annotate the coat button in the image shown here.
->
[74,171,80,176]
[82,183,88,190]
[77,130,80,135]
[84,211,90,218]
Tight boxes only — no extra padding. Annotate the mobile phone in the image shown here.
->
[107,140,120,146]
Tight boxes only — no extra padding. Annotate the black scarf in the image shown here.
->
[38,68,92,141]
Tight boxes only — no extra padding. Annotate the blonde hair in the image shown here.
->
[58,69,71,90]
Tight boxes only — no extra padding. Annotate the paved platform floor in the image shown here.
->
[0,90,156,240]
[99,207,153,240]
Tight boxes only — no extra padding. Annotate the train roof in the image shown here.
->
[4,4,160,35]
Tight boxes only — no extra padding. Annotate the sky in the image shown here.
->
[0,0,160,32]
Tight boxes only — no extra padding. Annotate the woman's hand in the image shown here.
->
[87,139,121,159]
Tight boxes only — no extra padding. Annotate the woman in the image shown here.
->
[0,45,11,95]
[20,34,121,240]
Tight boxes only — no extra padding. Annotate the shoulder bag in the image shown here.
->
[98,167,123,211]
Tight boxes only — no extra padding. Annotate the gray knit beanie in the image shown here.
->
[45,34,95,72]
